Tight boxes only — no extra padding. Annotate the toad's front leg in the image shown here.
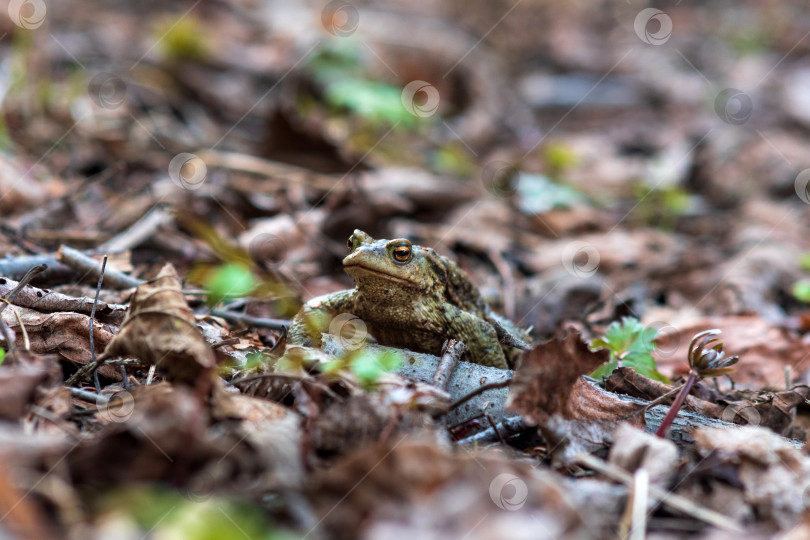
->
[440,303,509,369]
[288,290,358,348]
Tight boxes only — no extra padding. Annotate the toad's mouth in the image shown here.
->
[344,264,417,287]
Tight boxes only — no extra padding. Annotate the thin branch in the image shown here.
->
[445,379,512,413]
[57,245,142,289]
[0,264,47,315]
[66,257,111,386]
[575,453,743,532]
[433,339,464,391]
[227,372,305,386]
[89,256,108,392]
[210,308,290,330]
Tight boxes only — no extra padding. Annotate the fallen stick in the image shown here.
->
[575,452,743,532]
[0,255,73,281]
[455,415,529,445]
[99,206,173,253]
[57,246,142,290]
[210,308,289,330]
[433,339,464,391]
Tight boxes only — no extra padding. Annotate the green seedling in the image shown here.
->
[590,317,669,382]
[322,347,404,389]
[204,263,257,307]
[794,280,810,304]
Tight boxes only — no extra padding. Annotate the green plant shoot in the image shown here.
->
[590,317,669,382]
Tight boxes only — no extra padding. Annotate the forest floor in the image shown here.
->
[1,0,810,538]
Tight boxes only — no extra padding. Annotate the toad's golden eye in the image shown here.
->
[347,235,355,251]
[392,243,412,263]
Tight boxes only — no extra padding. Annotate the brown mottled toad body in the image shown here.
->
[288,230,531,368]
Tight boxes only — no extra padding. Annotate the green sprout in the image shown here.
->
[798,253,810,272]
[590,317,669,382]
[307,44,422,128]
[543,142,579,181]
[100,486,294,540]
[794,280,810,304]
[204,263,258,307]
[630,181,691,230]
[322,348,404,389]
[154,15,210,62]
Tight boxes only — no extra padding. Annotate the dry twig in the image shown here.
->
[575,453,743,532]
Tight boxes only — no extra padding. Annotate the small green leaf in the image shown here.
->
[244,351,268,370]
[325,78,414,127]
[349,349,404,388]
[623,349,669,382]
[600,317,645,355]
[320,357,346,375]
[154,16,210,62]
[589,317,669,382]
[0,348,4,365]
[544,142,579,179]
[204,263,257,306]
[590,337,610,350]
[589,357,618,380]
[794,280,810,303]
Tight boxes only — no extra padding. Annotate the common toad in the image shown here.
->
[288,230,531,368]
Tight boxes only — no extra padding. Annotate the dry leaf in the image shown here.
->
[213,391,303,489]
[100,264,215,383]
[1,307,119,378]
[290,369,449,460]
[679,426,810,531]
[608,423,678,489]
[307,436,586,540]
[0,277,127,325]
[507,334,644,463]
[0,364,52,422]
[652,316,810,388]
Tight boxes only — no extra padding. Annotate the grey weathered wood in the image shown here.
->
[321,334,513,428]
[321,335,804,448]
